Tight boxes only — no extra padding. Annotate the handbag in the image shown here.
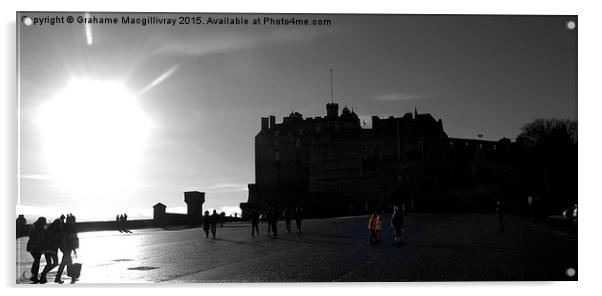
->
[67,254,82,279]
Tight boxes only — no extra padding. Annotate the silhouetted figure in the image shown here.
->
[294,208,303,232]
[219,212,225,227]
[267,207,278,236]
[123,213,128,231]
[55,214,79,284]
[368,212,378,244]
[210,210,219,239]
[40,219,62,284]
[391,206,406,245]
[527,195,534,221]
[283,208,292,233]
[266,207,272,234]
[16,215,27,238]
[116,215,121,232]
[26,217,46,283]
[119,214,126,232]
[375,213,383,244]
[496,200,505,232]
[273,208,279,236]
[250,209,260,236]
[203,211,211,238]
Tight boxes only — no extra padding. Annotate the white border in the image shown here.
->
[2,0,600,295]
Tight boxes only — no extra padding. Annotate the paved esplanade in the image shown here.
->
[16,213,577,283]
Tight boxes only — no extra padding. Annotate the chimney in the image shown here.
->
[269,115,276,128]
[261,117,269,131]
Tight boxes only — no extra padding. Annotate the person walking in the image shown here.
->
[391,206,406,245]
[368,211,378,244]
[375,213,383,244]
[219,212,225,228]
[210,210,219,239]
[203,211,211,238]
[266,207,273,234]
[283,208,292,233]
[39,219,62,284]
[294,208,303,233]
[123,213,128,232]
[116,215,121,232]
[26,217,46,283]
[54,214,79,284]
[267,207,278,236]
[270,207,279,237]
[250,209,260,236]
[527,195,535,221]
[496,200,505,232]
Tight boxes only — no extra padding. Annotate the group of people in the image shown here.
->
[249,207,304,237]
[368,206,407,245]
[202,210,221,239]
[26,214,79,284]
[115,213,130,233]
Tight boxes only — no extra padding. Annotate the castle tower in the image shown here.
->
[153,203,167,226]
[184,191,205,222]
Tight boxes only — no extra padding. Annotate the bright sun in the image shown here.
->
[36,79,151,201]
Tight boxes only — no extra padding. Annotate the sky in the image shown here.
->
[17,13,577,221]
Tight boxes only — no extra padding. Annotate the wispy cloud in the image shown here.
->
[373,92,430,102]
[183,182,247,194]
[19,174,54,181]
[137,64,180,96]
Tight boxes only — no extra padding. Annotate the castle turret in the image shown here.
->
[326,102,339,120]
[153,203,167,226]
[184,191,205,221]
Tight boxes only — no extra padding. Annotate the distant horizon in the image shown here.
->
[17,204,243,223]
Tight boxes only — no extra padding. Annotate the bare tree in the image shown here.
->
[516,118,577,148]
[515,118,577,214]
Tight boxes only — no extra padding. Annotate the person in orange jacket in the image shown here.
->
[375,213,383,244]
[368,211,378,244]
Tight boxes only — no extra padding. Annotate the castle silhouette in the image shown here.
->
[240,102,517,217]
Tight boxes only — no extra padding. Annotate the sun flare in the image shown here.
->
[36,79,151,201]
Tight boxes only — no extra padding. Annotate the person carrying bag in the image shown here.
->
[67,253,82,280]
[55,214,81,283]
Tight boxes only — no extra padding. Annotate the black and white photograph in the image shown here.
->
[15,11,577,284]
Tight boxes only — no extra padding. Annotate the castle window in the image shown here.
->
[296,139,301,147]
[274,152,279,161]
[274,130,280,137]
